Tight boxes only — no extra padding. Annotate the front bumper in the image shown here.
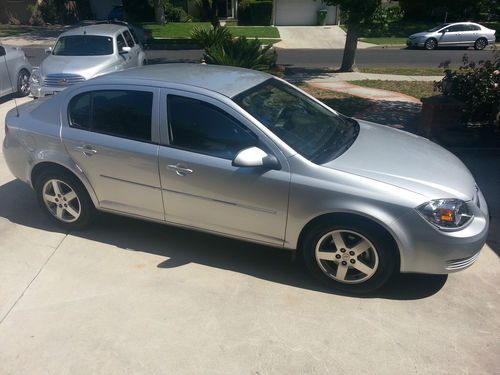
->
[395,189,489,274]
[406,39,425,48]
[30,82,68,98]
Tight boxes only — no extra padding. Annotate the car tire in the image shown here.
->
[16,69,30,97]
[34,169,95,230]
[424,38,437,50]
[302,220,397,294]
[474,38,488,50]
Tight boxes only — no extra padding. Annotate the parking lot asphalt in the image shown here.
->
[0,97,499,374]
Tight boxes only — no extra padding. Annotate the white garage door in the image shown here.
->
[274,0,337,26]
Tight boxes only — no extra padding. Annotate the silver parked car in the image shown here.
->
[0,44,31,98]
[3,64,489,293]
[30,23,147,98]
[407,22,496,50]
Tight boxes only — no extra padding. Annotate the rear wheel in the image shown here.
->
[35,169,95,230]
[424,38,437,50]
[474,38,487,50]
[302,220,397,294]
[16,69,30,97]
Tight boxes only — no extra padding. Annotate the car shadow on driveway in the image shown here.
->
[0,178,448,300]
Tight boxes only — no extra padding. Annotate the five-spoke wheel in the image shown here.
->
[35,169,94,229]
[17,69,30,97]
[303,220,397,294]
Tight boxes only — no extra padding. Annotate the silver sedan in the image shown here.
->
[3,64,489,293]
[407,22,496,50]
[0,44,31,98]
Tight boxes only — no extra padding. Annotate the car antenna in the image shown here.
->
[2,51,20,117]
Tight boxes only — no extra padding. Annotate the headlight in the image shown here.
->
[30,68,40,84]
[417,199,473,230]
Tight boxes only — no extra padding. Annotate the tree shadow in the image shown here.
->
[0,178,448,300]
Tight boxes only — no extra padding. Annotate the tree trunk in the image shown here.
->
[153,0,165,24]
[340,23,359,72]
[202,0,220,29]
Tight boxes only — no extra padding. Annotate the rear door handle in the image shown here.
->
[167,164,193,176]
[74,145,98,157]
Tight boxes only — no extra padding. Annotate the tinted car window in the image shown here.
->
[117,34,126,51]
[466,24,481,31]
[167,95,257,159]
[53,36,113,56]
[448,24,466,32]
[69,90,153,142]
[123,30,135,46]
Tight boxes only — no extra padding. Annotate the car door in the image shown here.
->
[62,85,164,220]
[158,89,291,246]
[462,24,480,44]
[123,29,140,66]
[0,45,12,96]
[116,33,133,69]
[439,24,466,45]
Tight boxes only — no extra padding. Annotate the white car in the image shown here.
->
[407,22,496,50]
[30,23,147,98]
[0,44,31,98]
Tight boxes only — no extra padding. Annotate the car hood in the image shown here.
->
[40,55,120,79]
[409,32,430,38]
[323,120,476,201]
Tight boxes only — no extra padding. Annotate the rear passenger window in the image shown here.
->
[123,30,135,47]
[68,90,153,142]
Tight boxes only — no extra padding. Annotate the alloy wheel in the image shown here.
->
[18,71,30,96]
[315,229,379,284]
[42,179,81,223]
[474,39,487,50]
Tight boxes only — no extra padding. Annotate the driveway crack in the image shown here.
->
[0,233,68,326]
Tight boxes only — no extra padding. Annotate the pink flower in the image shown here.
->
[494,70,500,75]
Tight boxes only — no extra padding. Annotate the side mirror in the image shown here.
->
[232,147,281,170]
[45,47,52,54]
[0,46,6,57]
[119,46,131,54]
[440,29,448,34]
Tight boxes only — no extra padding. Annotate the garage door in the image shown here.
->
[274,0,337,26]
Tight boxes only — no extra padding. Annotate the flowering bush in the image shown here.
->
[435,53,500,126]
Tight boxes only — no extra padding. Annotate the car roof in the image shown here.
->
[89,64,272,98]
[61,24,127,38]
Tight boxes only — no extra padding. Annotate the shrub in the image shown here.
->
[164,2,191,22]
[435,54,500,126]
[191,26,277,71]
[191,26,232,47]
[39,0,60,24]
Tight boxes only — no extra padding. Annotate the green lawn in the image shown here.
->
[0,24,36,37]
[359,67,445,76]
[349,80,437,100]
[359,37,407,45]
[142,22,280,39]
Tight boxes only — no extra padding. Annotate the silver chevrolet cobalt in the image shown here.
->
[3,64,489,293]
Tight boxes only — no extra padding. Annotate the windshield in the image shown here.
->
[233,79,359,163]
[427,24,448,32]
[53,35,114,56]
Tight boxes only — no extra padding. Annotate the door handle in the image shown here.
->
[167,164,193,176]
[74,145,98,157]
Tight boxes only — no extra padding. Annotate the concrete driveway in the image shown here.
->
[0,97,498,374]
[275,26,374,49]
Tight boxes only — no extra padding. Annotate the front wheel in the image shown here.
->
[302,221,397,294]
[17,69,30,97]
[424,38,437,50]
[35,169,95,230]
[474,38,487,50]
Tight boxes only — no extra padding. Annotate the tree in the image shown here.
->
[200,0,221,29]
[322,0,380,72]
[152,0,166,24]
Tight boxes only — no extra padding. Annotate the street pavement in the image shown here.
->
[0,95,499,374]
[22,46,498,69]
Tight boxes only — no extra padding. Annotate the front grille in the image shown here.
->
[43,73,85,87]
[445,252,480,271]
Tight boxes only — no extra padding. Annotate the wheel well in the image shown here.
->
[31,162,82,188]
[296,213,400,264]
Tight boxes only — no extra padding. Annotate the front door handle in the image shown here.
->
[74,145,98,157]
[167,164,193,176]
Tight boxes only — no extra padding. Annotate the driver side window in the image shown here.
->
[167,95,258,160]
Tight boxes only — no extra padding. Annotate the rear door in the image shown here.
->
[61,84,164,220]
